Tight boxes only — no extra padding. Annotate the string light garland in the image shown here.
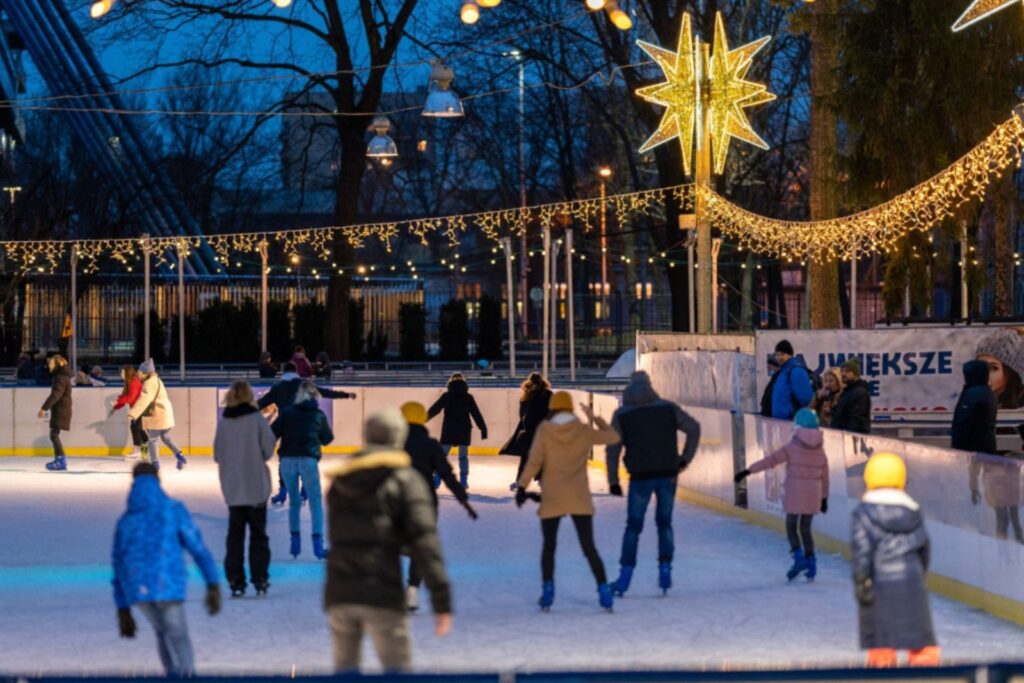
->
[952,0,1022,32]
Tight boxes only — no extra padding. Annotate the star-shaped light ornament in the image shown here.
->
[953,0,1022,32]
[635,12,775,176]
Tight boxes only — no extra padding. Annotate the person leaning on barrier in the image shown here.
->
[770,340,814,421]
[830,358,871,434]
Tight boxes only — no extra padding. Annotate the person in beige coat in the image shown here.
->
[515,391,621,612]
[128,359,186,471]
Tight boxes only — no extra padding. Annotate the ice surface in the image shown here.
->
[0,456,1021,675]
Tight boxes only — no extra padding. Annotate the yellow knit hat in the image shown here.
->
[400,401,427,426]
[549,390,573,413]
[864,452,907,491]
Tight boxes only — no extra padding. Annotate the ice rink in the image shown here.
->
[0,455,1021,675]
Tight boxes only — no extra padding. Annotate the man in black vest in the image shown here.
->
[605,371,700,597]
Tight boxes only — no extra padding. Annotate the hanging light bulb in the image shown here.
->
[460,2,480,24]
[90,0,114,18]
[478,0,501,6]
[422,60,465,117]
[585,0,606,9]
[606,2,632,30]
[366,115,398,158]
[271,0,293,7]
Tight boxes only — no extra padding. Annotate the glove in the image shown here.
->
[821,498,829,514]
[205,584,221,616]
[733,469,751,484]
[854,577,874,607]
[463,501,479,520]
[678,459,690,473]
[118,608,136,638]
[348,393,357,400]
[480,430,488,441]
[609,484,623,497]
[515,488,528,508]
[971,489,981,506]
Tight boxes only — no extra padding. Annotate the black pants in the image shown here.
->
[541,515,607,585]
[225,505,270,588]
[129,418,149,447]
[786,514,814,556]
[995,506,1024,542]
[49,427,65,457]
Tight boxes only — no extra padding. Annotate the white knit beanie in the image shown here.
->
[975,329,1024,380]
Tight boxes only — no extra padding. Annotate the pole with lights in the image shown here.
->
[597,166,612,326]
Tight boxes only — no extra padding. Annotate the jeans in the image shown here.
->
[225,505,270,588]
[541,515,607,585]
[136,601,194,676]
[995,506,1024,542]
[328,604,411,673]
[786,513,815,555]
[280,457,323,535]
[619,477,677,567]
[129,418,149,448]
[147,429,182,457]
[441,444,470,479]
[49,427,65,457]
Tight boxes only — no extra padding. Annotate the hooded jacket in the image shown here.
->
[605,376,700,486]
[951,360,997,455]
[271,399,333,460]
[128,373,175,431]
[427,379,487,446]
[500,388,552,457]
[404,423,468,506]
[770,357,814,421]
[517,414,620,519]
[323,449,451,614]
[111,475,220,609]
[214,404,277,507]
[851,488,936,651]
[748,427,829,515]
[41,365,74,431]
[830,378,872,434]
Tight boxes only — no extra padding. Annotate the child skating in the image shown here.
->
[735,408,829,581]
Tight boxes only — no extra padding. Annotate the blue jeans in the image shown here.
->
[280,457,323,535]
[136,601,194,676]
[441,444,470,478]
[619,476,677,567]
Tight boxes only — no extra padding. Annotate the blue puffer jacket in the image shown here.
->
[112,475,219,609]
[771,357,814,421]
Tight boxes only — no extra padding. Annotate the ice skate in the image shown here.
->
[174,453,187,470]
[611,566,633,597]
[598,583,614,612]
[230,583,246,598]
[312,534,328,560]
[787,548,808,582]
[253,581,269,596]
[805,554,817,581]
[460,472,469,490]
[406,585,419,613]
[290,532,301,558]
[45,455,67,471]
[139,444,151,464]
[301,486,308,505]
[270,488,287,506]
[433,473,442,490]
[658,562,672,594]
[538,581,555,611]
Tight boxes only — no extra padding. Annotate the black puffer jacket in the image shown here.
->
[951,360,997,455]
[830,378,872,434]
[500,388,552,457]
[851,490,936,651]
[256,374,354,410]
[324,449,451,614]
[41,365,74,431]
[271,399,333,460]
[427,379,487,446]
[405,424,468,506]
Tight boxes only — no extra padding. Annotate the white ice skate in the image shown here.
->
[405,586,419,613]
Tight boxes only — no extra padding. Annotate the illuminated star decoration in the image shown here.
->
[953,0,1022,32]
[635,12,775,176]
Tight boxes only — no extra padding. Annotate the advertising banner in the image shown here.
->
[755,327,1024,414]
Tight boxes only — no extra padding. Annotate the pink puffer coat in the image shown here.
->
[749,427,830,515]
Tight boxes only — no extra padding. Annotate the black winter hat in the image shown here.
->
[775,339,795,356]
[133,463,159,479]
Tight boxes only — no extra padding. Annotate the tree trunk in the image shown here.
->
[994,171,1016,317]
[808,0,841,329]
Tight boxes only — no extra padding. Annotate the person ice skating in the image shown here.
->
[128,359,187,471]
[770,339,814,421]
[272,380,334,560]
[852,453,939,668]
[215,381,277,597]
[500,372,552,490]
[38,353,73,471]
[810,367,844,426]
[323,409,452,673]
[427,372,488,490]
[400,401,477,612]
[112,463,221,677]
[109,365,149,459]
[290,345,314,378]
[975,327,1024,409]
[831,358,872,434]
[735,408,829,582]
[258,361,355,505]
[515,392,621,612]
[605,371,700,596]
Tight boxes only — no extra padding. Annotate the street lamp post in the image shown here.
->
[504,49,529,342]
[597,166,612,328]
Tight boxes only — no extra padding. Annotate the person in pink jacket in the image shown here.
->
[735,408,829,582]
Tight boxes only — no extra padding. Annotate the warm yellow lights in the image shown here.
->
[609,7,633,30]
[952,0,1022,31]
[477,0,501,6]
[271,0,293,7]
[598,165,613,178]
[90,0,114,19]
[636,12,774,176]
[460,2,480,24]
[585,0,606,9]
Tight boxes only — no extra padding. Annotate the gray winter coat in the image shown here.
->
[851,489,936,651]
[214,404,276,507]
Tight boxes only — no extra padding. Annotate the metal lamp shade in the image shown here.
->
[366,134,398,158]
[422,88,464,118]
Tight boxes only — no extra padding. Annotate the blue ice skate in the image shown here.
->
[787,548,808,582]
[290,532,301,559]
[45,455,67,471]
[175,453,187,470]
[598,583,614,611]
[313,534,328,560]
[460,472,469,490]
[805,554,817,582]
[658,562,672,594]
[611,566,633,596]
[270,488,287,505]
[538,581,555,611]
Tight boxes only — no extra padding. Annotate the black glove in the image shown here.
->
[733,469,751,484]
[480,430,488,441]
[205,584,221,616]
[971,489,981,506]
[118,608,136,638]
[463,501,479,520]
[347,393,357,400]
[678,458,690,473]
[854,577,874,607]
[820,498,829,514]
[515,488,528,508]
[609,484,623,497]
